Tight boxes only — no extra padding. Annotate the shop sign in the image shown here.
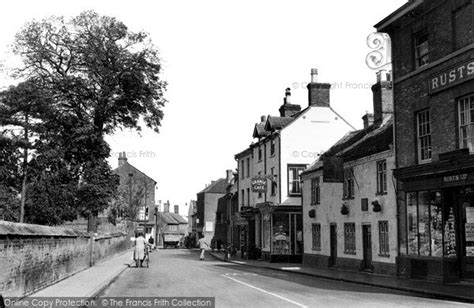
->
[251,176,267,193]
[466,223,474,242]
[467,246,474,257]
[443,173,468,184]
[429,59,474,94]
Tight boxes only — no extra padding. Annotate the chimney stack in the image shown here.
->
[307,68,331,107]
[372,70,393,125]
[226,169,233,183]
[362,113,374,129]
[164,200,170,213]
[174,205,179,214]
[260,115,267,123]
[118,151,127,167]
[279,88,301,117]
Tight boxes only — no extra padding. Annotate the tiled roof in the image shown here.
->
[198,178,228,194]
[265,116,293,131]
[158,212,187,224]
[340,117,393,161]
[253,122,270,138]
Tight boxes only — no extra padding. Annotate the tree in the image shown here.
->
[3,11,167,228]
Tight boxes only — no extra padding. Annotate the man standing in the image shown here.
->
[198,235,208,260]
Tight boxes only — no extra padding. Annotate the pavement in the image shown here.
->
[208,251,474,304]
[30,249,136,298]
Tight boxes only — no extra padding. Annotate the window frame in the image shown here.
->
[458,94,474,152]
[288,164,306,196]
[414,30,429,69]
[270,167,276,196]
[376,160,387,194]
[344,223,356,254]
[416,109,432,164]
[343,168,355,199]
[312,223,321,251]
[311,177,321,205]
[378,221,390,256]
[270,139,276,156]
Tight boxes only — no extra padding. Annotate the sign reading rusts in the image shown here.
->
[251,176,267,193]
[443,173,468,183]
[429,59,474,94]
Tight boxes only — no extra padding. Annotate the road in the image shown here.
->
[99,249,471,308]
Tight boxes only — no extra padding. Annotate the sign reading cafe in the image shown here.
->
[251,176,267,193]
[429,59,474,94]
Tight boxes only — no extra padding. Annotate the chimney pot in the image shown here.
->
[311,68,318,83]
[118,151,127,167]
[260,115,267,123]
[362,113,374,129]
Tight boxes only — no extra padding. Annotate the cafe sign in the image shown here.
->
[429,59,474,94]
[251,176,267,193]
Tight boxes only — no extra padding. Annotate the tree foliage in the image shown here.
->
[0,11,166,226]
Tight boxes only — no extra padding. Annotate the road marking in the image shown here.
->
[224,273,258,276]
[222,275,308,308]
[232,261,247,264]
[281,267,301,270]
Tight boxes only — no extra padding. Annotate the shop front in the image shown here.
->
[395,151,474,281]
[257,202,303,263]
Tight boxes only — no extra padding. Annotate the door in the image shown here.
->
[329,224,337,267]
[362,225,373,271]
[460,200,474,278]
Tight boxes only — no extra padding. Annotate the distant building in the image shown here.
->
[113,152,157,233]
[156,212,188,248]
[215,170,237,249]
[196,172,233,245]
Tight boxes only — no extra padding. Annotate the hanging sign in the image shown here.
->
[251,176,267,193]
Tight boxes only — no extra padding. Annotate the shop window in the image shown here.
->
[343,168,355,199]
[379,221,389,256]
[262,214,271,250]
[311,177,320,205]
[288,165,305,196]
[312,223,321,251]
[344,223,356,254]
[273,213,290,255]
[458,95,474,152]
[414,31,429,69]
[376,160,387,194]
[417,109,432,163]
[406,191,444,257]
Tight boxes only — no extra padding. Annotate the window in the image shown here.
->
[406,191,444,257]
[459,95,474,152]
[288,165,305,195]
[344,223,356,254]
[241,160,245,179]
[417,109,432,163]
[258,146,262,161]
[246,158,250,178]
[361,198,368,211]
[247,188,250,206]
[270,167,276,196]
[270,139,276,156]
[257,172,263,199]
[379,221,389,256]
[343,168,354,199]
[241,189,245,207]
[312,224,321,251]
[414,31,429,68]
[376,160,387,194]
[311,177,320,205]
[216,212,223,224]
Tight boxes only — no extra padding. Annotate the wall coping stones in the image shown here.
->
[0,221,88,237]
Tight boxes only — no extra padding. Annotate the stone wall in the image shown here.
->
[0,221,132,297]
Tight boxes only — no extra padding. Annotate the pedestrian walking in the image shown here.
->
[134,233,147,267]
[198,235,208,260]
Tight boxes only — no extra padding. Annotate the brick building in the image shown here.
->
[376,0,474,281]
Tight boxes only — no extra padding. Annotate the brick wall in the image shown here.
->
[0,221,132,297]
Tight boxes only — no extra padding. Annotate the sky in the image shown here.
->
[0,0,407,217]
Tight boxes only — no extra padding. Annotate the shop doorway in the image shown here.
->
[460,199,474,279]
[329,224,337,267]
[362,225,372,271]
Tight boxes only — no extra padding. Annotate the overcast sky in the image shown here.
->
[0,0,407,216]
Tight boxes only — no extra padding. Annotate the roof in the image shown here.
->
[158,212,187,225]
[113,161,157,184]
[253,122,270,138]
[198,178,228,194]
[374,0,424,31]
[302,116,393,175]
[340,117,393,161]
[264,116,293,131]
